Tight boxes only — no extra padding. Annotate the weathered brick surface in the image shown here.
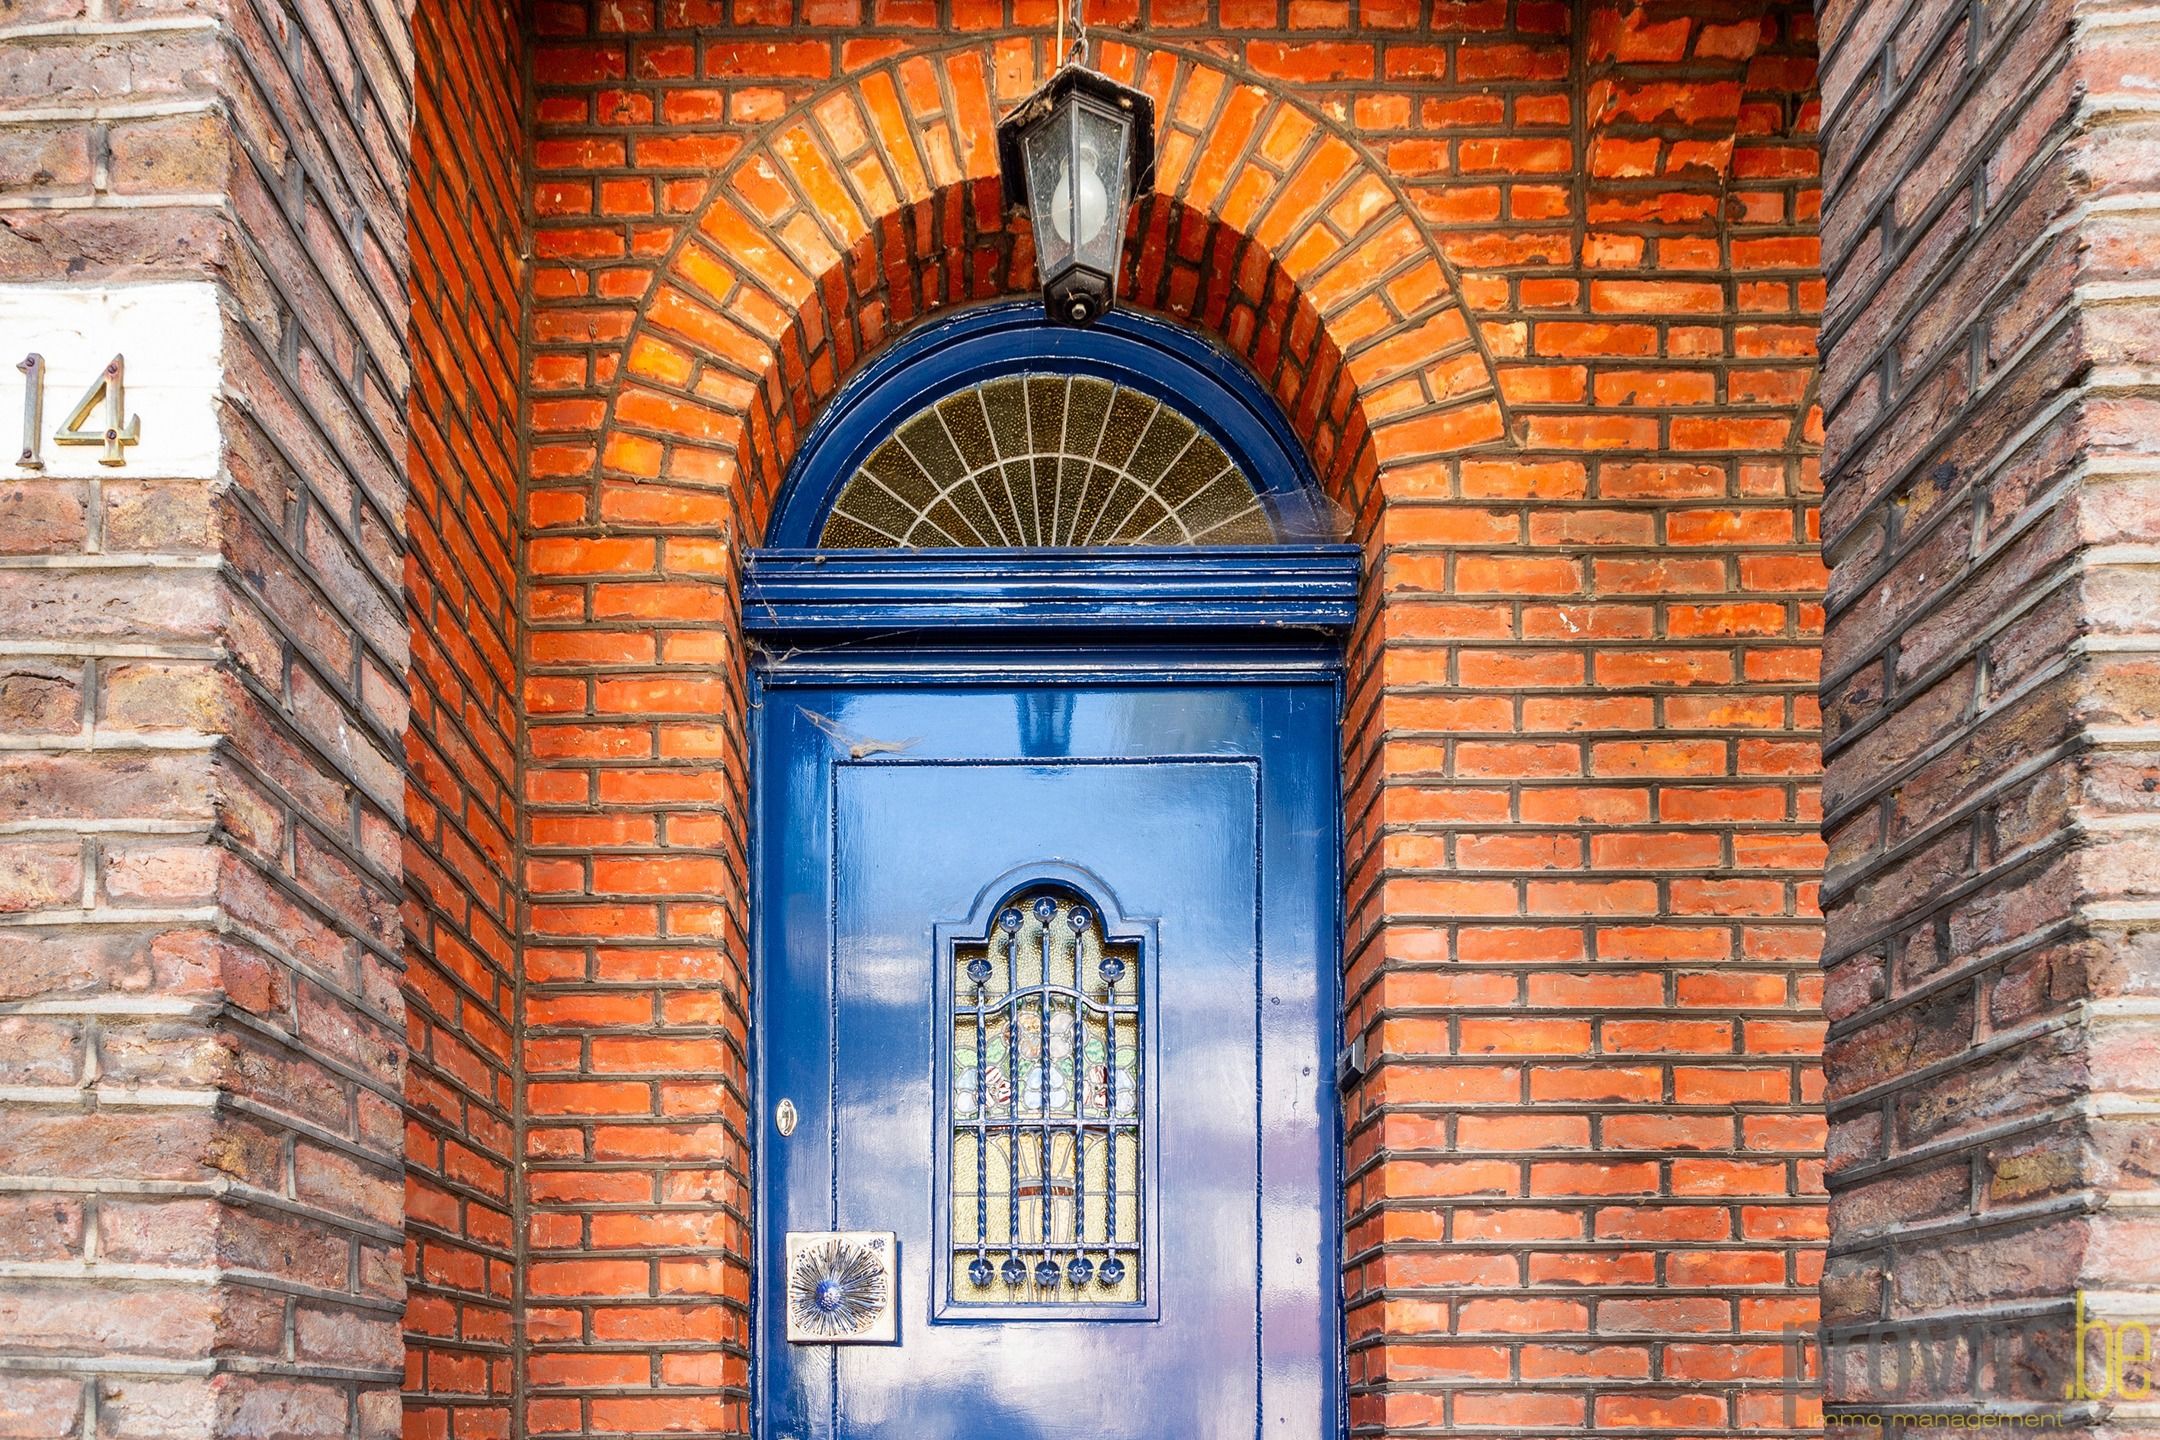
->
[0,8,230,279]
[401,0,525,1436]
[0,0,414,1437]
[521,2,1827,1436]
[6,0,1841,1434]
[1817,0,2160,1427]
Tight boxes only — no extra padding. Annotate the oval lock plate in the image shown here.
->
[775,1097,798,1137]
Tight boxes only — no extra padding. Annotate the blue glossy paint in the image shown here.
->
[754,665,1342,1439]
[761,300,1334,548]
[744,546,1362,633]
[752,298,1346,1437]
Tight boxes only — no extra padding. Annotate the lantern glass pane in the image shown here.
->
[1076,102,1130,272]
[1023,118,1075,277]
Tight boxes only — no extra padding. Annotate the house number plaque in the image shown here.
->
[15,351,140,469]
[0,280,222,480]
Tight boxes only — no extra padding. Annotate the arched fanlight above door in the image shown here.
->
[763,301,1337,550]
[749,301,1361,636]
[820,374,1277,549]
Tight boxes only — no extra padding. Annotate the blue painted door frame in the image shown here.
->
[748,300,1350,1438]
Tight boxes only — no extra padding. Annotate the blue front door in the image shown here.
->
[755,673,1339,1438]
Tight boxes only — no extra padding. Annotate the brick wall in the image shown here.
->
[1338,6,1827,1432]
[0,1,415,1439]
[1816,0,2160,1427]
[1,0,1841,1434]
[519,2,1828,1436]
[401,0,526,1437]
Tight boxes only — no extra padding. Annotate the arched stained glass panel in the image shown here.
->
[947,886,1145,1309]
[818,374,1277,548]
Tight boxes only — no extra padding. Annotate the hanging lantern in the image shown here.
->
[997,64,1156,327]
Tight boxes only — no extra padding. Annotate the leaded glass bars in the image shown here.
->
[945,886,1145,1311]
[818,374,1278,548]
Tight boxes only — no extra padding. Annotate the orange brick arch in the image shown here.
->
[568,35,1512,540]
[511,6,1829,1437]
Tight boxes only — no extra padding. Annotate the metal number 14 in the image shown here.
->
[15,354,41,471]
[16,352,139,469]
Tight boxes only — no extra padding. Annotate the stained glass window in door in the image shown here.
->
[948,888,1143,1306]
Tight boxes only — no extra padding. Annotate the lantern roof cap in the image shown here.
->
[995,62,1157,212]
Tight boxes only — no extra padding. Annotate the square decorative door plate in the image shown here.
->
[783,1231,898,1344]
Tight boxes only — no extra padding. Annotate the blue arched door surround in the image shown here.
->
[748,300,1349,1439]
[760,298,1336,549]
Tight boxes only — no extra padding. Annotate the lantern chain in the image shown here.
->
[1058,0,1086,69]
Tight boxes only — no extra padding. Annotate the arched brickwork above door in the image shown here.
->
[509,7,1829,1439]
[530,37,1511,539]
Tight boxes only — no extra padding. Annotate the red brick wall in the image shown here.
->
[1816,0,2160,1427]
[519,3,1828,1437]
[402,0,527,1436]
[1339,7,1827,1431]
[0,0,415,1436]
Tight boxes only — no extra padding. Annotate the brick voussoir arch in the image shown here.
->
[567,34,1514,542]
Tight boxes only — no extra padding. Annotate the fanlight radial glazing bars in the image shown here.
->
[819,373,1278,550]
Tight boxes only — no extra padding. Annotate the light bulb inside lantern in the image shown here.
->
[1048,145,1112,248]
